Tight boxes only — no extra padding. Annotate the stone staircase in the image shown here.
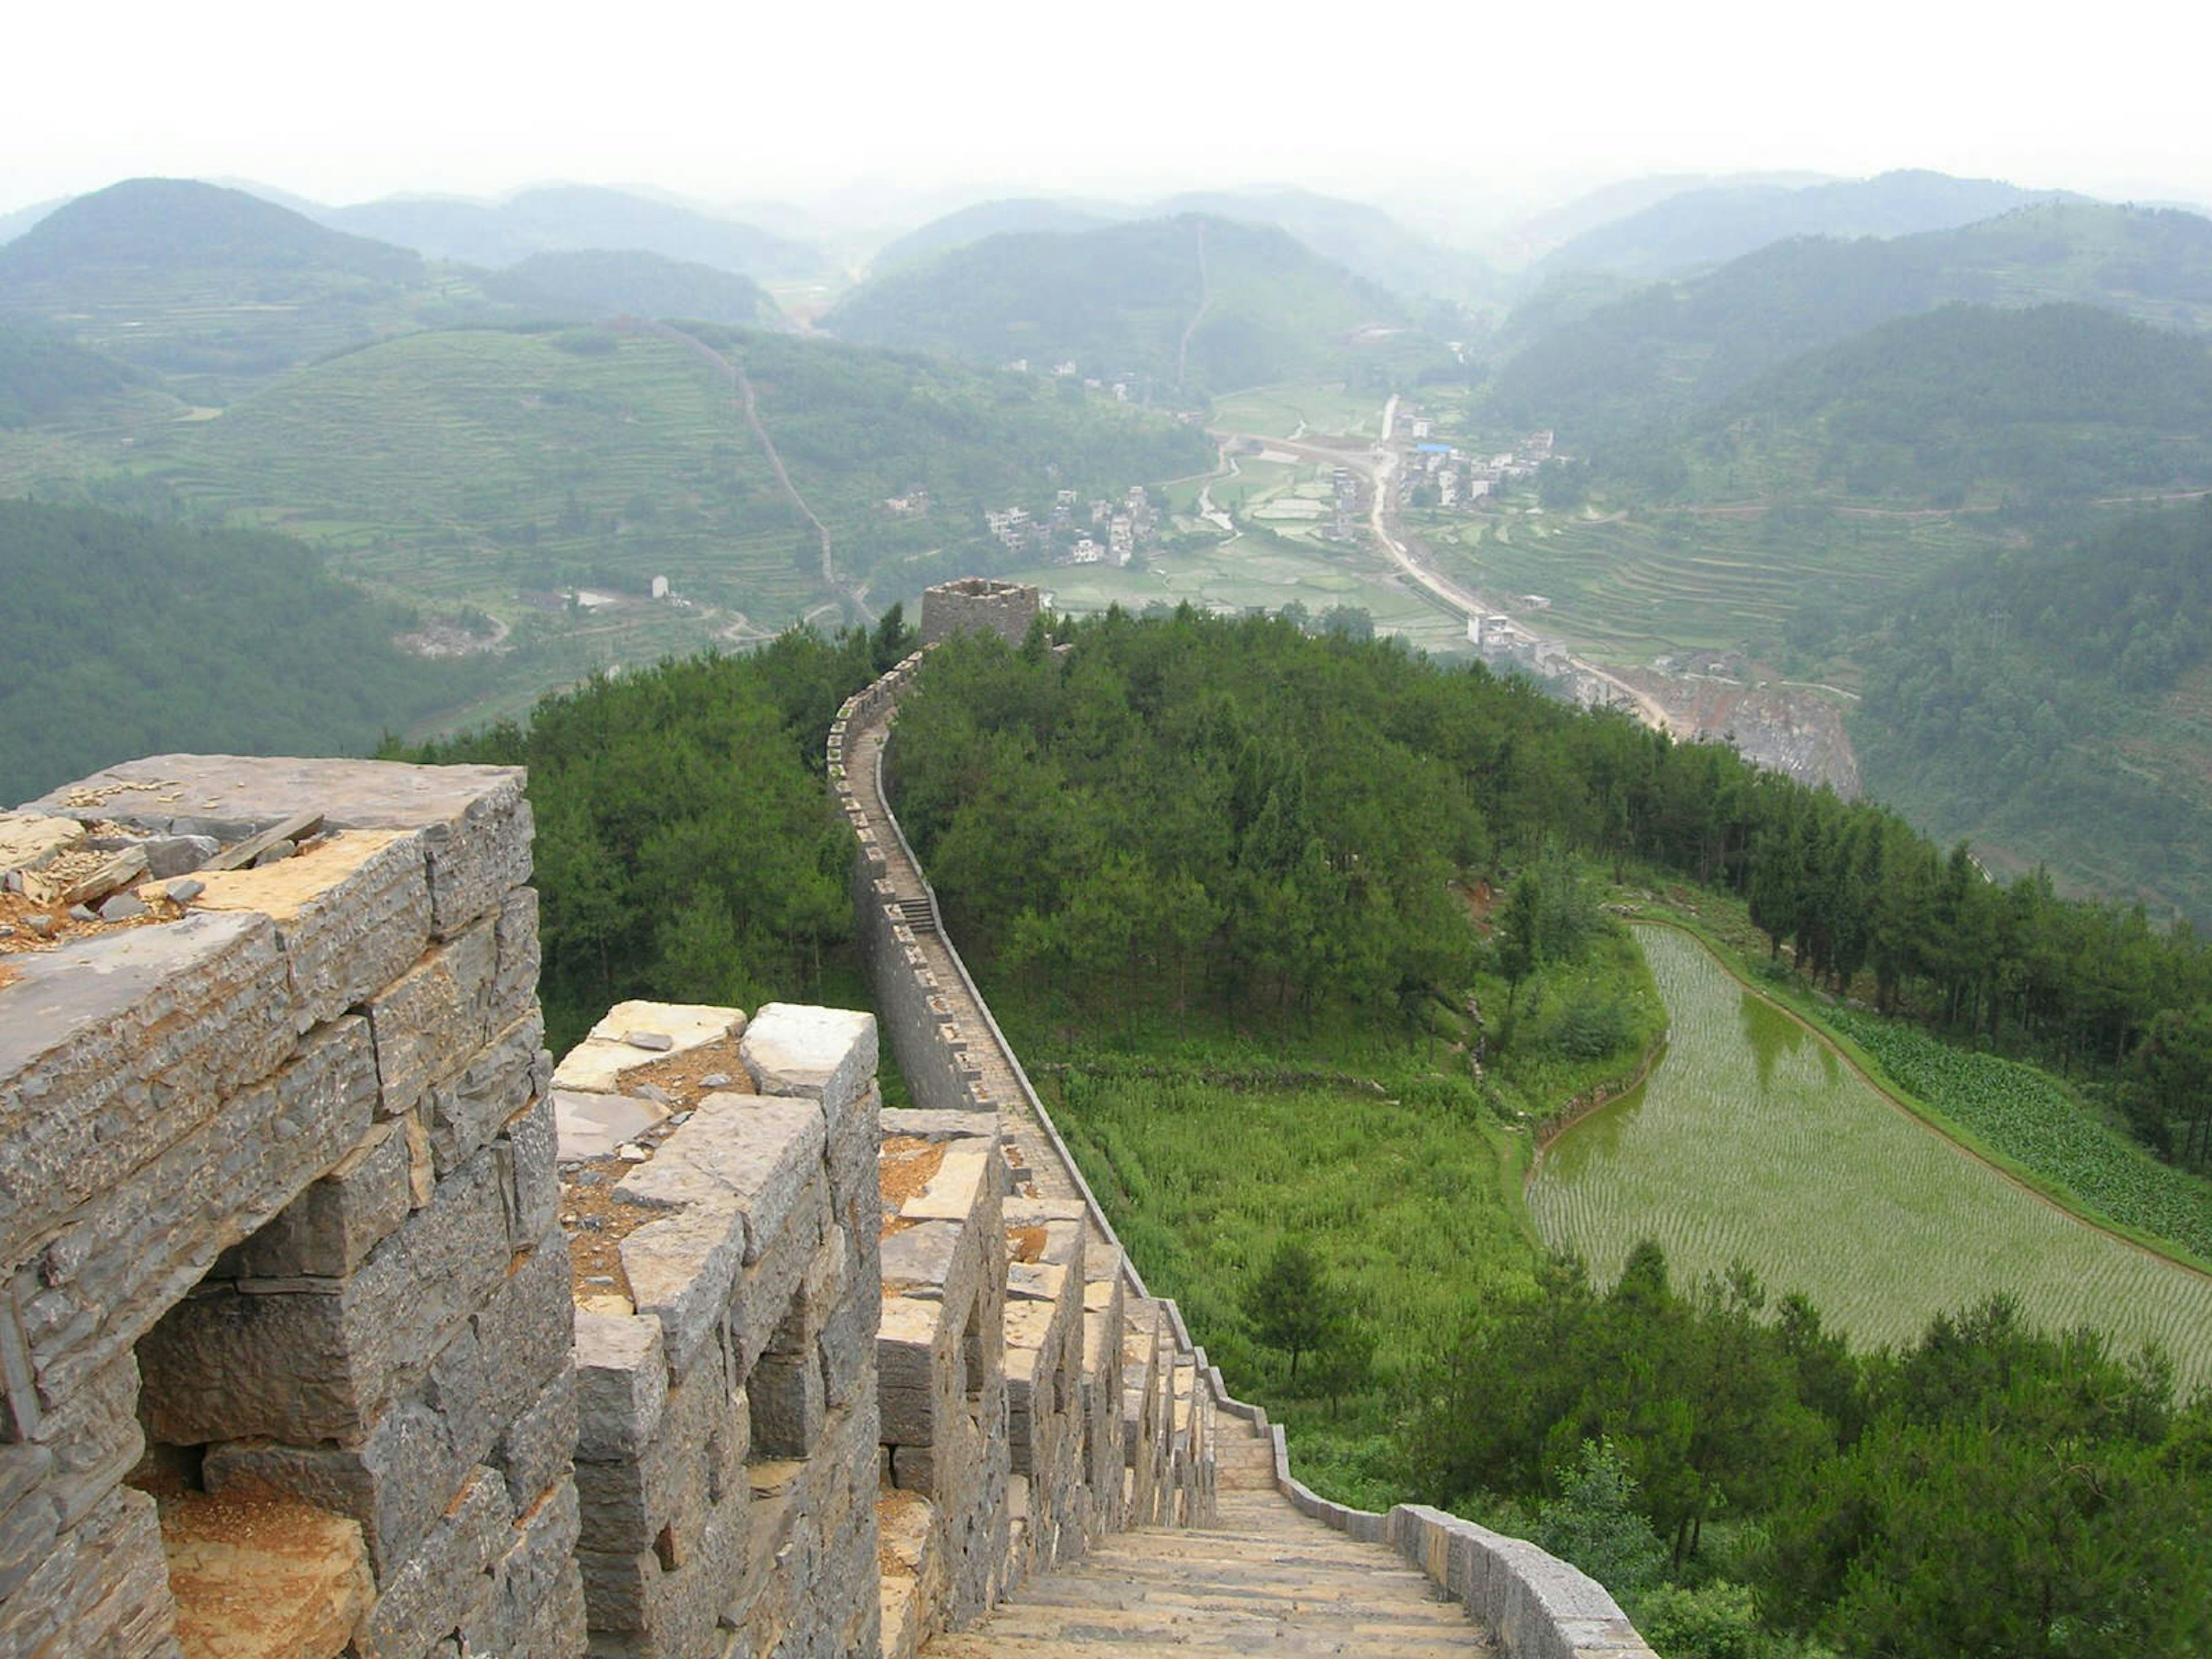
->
[927,1418,1494,1657]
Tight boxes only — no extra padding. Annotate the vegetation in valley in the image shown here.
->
[0,500,497,802]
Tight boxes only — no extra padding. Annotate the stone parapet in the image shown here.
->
[916,580,1040,649]
[550,999,882,1659]
[1,753,578,1659]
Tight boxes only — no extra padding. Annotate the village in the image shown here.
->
[981,483,1165,567]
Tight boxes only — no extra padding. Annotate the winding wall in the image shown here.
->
[830,647,1660,1659]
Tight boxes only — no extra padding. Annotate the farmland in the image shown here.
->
[1530,926,2212,1388]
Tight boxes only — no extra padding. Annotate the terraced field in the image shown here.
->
[149,327,823,620]
[1529,926,2212,1388]
[1416,505,1990,666]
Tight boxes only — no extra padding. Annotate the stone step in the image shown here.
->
[923,1486,1495,1658]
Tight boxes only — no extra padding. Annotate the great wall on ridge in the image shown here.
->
[0,576,1655,1658]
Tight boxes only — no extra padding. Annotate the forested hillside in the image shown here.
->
[1488,202,2212,441]
[0,325,143,426]
[1851,501,2212,921]
[483,250,787,328]
[825,214,1421,393]
[0,501,494,801]
[1698,304,2212,503]
[1540,168,2065,280]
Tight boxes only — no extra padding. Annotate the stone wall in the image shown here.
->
[548,1001,882,1659]
[2,755,581,1659]
[916,581,1040,650]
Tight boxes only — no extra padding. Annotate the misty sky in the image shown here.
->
[7,0,2209,224]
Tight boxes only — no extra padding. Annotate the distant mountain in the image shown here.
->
[871,198,1124,273]
[824,214,1418,393]
[1490,202,2212,440]
[1540,170,2080,281]
[0,178,438,384]
[326,184,824,278]
[0,196,67,247]
[1154,188,1498,303]
[484,250,786,329]
[0,325,146,427]
[1482,172,1831,266]
[1704,304,2212,502]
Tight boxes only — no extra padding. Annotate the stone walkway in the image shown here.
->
[847,679,1497,1659]
[926,1421,1495,1657]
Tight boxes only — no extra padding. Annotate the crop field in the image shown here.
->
[1211,382,1384,440]
[1825,1008,2212,1265]
[1415,504,1994,666]
[1009,533,1467,653]
[1530,927,2212,1388]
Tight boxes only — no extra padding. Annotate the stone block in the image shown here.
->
[139,1146,516,1444]
[550,1001,743,1094]
[614,1094,824,1380]
[22,1014,379,1408]
[27,1350,142,1533]
[749,1350,825,1460]
[0,1484,173,1659]
[492,885,541,1022]
[469,1232,572,1432]
[574,1364,738,1559]
[726,1173,829,1380]
[498,1089,560,1251]
[233,1116,411,1280]
[423,1011,543,1177]
[485,1476,584,1659]
[365,920,497,1121]
[494,1368,578,1512]
[204,1392,460,1575]
[351,1464,512,1659]
[0,911,295,1271]
[740,1003,877,1114]
[574,1310,666,1464]
[188,827,430,1032]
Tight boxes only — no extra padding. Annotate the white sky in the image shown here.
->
[5,0,2209,226]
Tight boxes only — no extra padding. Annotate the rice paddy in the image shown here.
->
[1529,926,2212,1388]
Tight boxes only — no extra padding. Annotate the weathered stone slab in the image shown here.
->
[351,1464,512,1659]
[0,911,295,1271]
[0,814,83,877]
[364,919,497,1120]
[22,753,531,938]
[741,1003,878,1113]
[497,1089,560,1252]
[232,1117,410,1281]
[550,1000,743,1093]
[0,1484,173,1659]
[423,1011,543,1176]
[187,828,429,1032]
[551,1088,665,1160]
[22,1014,378,1407]
[483,1476,583,1659]
[493,1368,577,1511]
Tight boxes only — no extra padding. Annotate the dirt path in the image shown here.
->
[648,321,872,624]
[1175,219,1211,393]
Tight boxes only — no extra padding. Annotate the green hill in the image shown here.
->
[1490,202,2212,442]
[88,323,1205,639]
[1697,304,2212,504]
[0,177,491,391]
[327,184,824,278]
[1156,188,1499,304]
[0,500,495,801]
[1541,169,2073,281]
[870,198,1123,272]
[0,325,146,426]
[823,214,1422,395]
[484,251,787,328]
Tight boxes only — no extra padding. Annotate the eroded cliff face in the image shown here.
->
[1625,672,1863,797]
